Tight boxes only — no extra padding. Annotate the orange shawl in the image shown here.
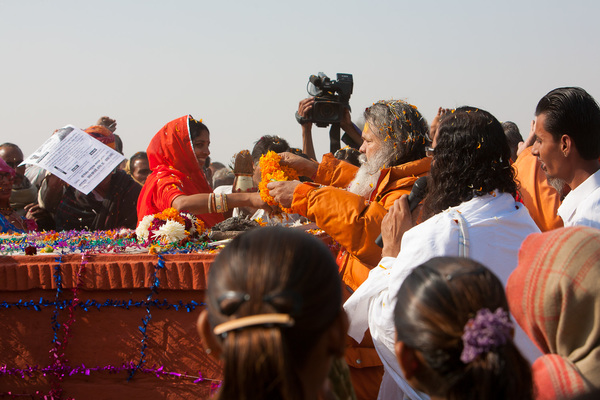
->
[513,147,563,231]
[507,227,600,399]
[137,115,223,227]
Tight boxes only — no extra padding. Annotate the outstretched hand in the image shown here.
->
[246,192,277,213]
[278,152,318,177]
[380,195,415,258]
[266,180,302,209]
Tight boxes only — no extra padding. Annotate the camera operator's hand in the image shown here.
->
[298,97,315,123]
[279,152,319,178]
[266,180,302,209]
[340,107,363,147]
[298,98,317,160]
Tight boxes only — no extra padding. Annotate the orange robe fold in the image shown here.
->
[513,147,563,231]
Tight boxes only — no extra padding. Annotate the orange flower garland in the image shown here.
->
[258,151,299,214]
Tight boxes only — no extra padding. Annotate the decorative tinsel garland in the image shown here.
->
[1,251,222,398]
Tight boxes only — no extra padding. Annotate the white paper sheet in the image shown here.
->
[21,125,126,195]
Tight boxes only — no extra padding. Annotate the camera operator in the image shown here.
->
[297,97,363,160]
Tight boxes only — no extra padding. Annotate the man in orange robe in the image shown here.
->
[268,100,431,400]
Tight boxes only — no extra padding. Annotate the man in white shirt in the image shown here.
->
[344,107,541,399]
[531,87,600,228]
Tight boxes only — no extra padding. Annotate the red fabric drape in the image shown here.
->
[137,115,223,227]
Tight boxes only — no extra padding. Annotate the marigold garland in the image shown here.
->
[258,151,299,214]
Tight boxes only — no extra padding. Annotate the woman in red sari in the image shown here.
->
[137,115,267,227]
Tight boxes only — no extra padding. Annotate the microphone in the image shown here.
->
[375,176,428,248]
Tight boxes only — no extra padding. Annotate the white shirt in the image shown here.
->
[344,192,541,400]
[558,169,600,228]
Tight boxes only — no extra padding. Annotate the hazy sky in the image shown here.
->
[1,0,599,165]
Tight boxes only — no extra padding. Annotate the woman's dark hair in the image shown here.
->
[206,227,342,400]
[394,257,532,400]
[363,100,428,167]
[423,107,517,218]
[189,116,209,140]
[535,86,600,160]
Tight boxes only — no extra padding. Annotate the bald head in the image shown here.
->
[0,143,24,186]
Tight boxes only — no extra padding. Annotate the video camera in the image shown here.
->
[306,72,353,127]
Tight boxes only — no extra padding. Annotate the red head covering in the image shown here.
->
[507,226,600,399]
[84,125,117,150]
[137,115,222,227]
[0,157,16,178]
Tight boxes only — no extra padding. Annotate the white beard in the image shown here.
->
[547,176,568,198]
[348,152,388,199]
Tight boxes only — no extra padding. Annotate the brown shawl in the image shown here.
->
[507,227,600,399]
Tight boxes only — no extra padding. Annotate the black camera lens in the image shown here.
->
[317,103,338,119]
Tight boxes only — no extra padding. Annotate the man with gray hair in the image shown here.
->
[267,99,431,400]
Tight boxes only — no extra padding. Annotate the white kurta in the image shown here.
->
[344,191,541,399]
[558,169,600,228]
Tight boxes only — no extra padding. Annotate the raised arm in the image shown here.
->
[297,97,317,160]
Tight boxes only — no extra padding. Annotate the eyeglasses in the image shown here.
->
[425,146,435,157]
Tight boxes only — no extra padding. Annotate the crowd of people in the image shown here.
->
[2,86,600,399]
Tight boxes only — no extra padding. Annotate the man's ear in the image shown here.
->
[197,309,222,359]
[395,340,419,380]
[327,309,349,357]
[561,134,572,157]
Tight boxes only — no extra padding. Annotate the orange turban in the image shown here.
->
[84,125,116,150]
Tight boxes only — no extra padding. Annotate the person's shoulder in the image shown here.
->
[513,146,534,167]
[405,210,455,238]
[570,188,600,228]
[382,158,431,189]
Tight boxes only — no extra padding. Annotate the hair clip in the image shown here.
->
[460,308,513,363]
[213,313,295,336]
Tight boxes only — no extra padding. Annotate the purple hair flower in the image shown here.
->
[460,307,513,363]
